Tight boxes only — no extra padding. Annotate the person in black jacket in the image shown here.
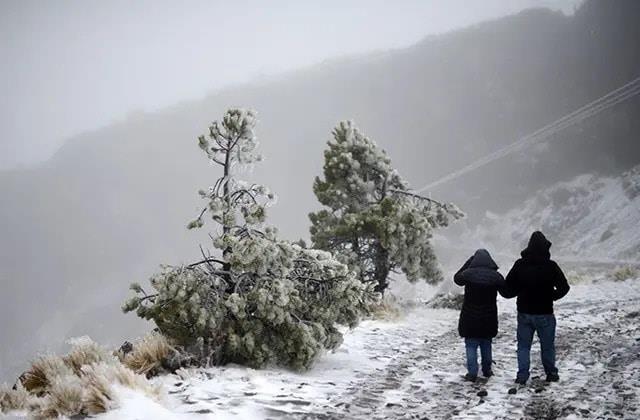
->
[454,249,506,382]
[502,231,570,385]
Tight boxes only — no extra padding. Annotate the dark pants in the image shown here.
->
[465,338,492,376]
[516,312,558,381]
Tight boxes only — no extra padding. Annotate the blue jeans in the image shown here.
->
[516,313,558,381]
[465,338,492,376]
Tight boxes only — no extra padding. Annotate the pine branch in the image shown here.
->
[387,189,448,208]
[187,258,226,269]
[210,155,225,166]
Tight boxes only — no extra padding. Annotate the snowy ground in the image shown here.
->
[93,277,640,420]
[453,166,640,262]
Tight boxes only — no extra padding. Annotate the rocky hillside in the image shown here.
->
[453,164,640,263]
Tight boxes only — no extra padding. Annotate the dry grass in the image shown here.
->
[20,354,73,394]
[369,296,403,321]
[63,336,116,374]
[36,375,84,418]
[0,382,32,412]
[2,336,165,417]
[611,265,638,282]
[81,363,124,414]
[122,332,174,376]
[82,362,163,414]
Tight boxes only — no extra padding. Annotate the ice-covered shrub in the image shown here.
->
[622,165,640,200]
[309,121,463,294]
[611,265,638,282]
[124,109,377,370]
[126,224,375,370]
[428,292,465,310]
[566,270,588,285]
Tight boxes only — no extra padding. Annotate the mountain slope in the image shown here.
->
[1,0,640,380]
[456,164,640,263]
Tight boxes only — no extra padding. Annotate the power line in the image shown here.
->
[413,75,640,193]
[434,81,640,187]
[416,77,640,192]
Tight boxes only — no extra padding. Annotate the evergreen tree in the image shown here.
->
[309,121,464,294]
[124,110,376,370]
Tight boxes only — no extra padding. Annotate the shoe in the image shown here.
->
[482,370,493,378]
[545,373,559,382]
[514,377,527,385]
[464,373,477,382]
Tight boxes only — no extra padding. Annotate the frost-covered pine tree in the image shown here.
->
[124,109,376,370]
[309,121,464,294]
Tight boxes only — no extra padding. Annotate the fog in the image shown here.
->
[1,0,579,168]
[2,0,640,385]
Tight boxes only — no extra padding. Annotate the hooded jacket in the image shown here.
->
[454,249,506,339]
[503,231,570,314]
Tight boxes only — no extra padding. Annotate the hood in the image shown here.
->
[521,231,552,260]
[468,248,499,270]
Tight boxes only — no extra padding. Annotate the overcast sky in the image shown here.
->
[0,0,581,169]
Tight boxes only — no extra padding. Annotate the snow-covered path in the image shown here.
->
[106,279,640,419]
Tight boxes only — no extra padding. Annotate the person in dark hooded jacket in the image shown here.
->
[454,249,506,382]
[502,231,570,385]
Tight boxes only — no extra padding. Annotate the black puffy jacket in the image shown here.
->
[502,231,570,314]
[454,249,506,339]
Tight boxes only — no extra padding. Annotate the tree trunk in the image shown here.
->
[222,141,232,274]
[372,242,390,295]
